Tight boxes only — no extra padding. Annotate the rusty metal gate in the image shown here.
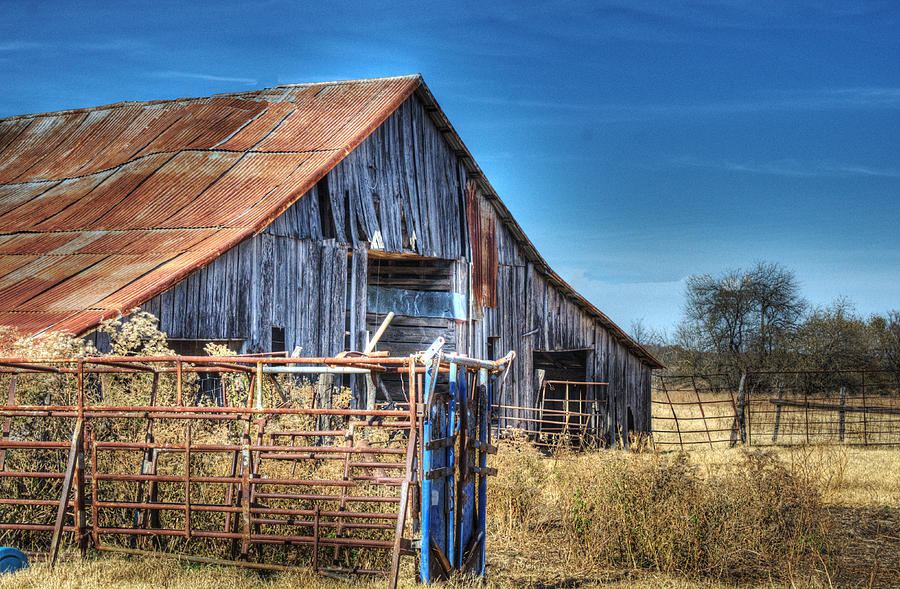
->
[0,344,512,586]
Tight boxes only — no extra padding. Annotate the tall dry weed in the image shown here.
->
[490,443,832,582]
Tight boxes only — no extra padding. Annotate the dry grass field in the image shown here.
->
[3,328,897,587]
[3,440,898,589]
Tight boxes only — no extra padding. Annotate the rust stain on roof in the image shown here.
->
[0,75,421,337]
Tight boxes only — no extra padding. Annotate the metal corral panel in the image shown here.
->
[0,75,420,337]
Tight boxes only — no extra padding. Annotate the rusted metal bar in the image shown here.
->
[313,505,320,572]
[90,429,99,547]
[0,361,62,373]
[175,359,183,406]
[331,427,354,565]
[0,404,409,417]
[768,398,900,415]
[661,379,683,450]
[185,422,192,539]
[75,422,89,556]
[85,359,155,372]
[95,441,406,454]
[271,430,345,437]
[0,375,16,471]
[49,417,84,567]
[543,380,609,386]
[239,434,251,559]
[690,376,714,450]
[131,371,158,546]
[90,526,398,547]
[94,544,389,574]
[253,492,400,503]
[91,500,399,520]
[389,404,418,589]
[491,402,596,417]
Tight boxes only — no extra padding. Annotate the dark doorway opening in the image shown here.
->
[532,349,589,437]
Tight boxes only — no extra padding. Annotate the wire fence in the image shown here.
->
[652,370,900,449]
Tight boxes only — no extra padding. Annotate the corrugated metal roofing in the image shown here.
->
[0,74,661,368]
[0,75,419,337]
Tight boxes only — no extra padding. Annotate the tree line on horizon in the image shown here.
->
[631,261,900,384]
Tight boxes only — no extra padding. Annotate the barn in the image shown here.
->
[0,74,662,443]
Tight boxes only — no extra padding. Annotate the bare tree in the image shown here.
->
[679,262,805,379]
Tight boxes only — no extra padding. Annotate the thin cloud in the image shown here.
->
[70,39,149,52]
[149,71,258,85]
[817,87,900,108]
[0,41,45,52]
[672,156,900,179]
[457,86,900,127]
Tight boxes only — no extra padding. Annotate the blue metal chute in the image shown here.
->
[419,342,511,583]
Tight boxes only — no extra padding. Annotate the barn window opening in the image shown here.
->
[316,176,335,239]
[487,335,500,361]
[366,255,464,401]
[366,257,465,320]
[271,326,286,353]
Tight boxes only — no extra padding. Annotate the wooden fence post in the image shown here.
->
[730,373,746,447]
[838,386,847,442]
[746,380,753,447]
[771,385,784,443]
[861,372,868,446]
[804,374,810,445]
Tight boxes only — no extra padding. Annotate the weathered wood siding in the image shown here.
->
[143,236,352,356]
[261,96,469,260]
[135,91,653,438]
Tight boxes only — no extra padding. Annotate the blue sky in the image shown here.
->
[2,1,898,336]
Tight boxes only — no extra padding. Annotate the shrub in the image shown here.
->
[553,449,831,579]
[490,442,832,581]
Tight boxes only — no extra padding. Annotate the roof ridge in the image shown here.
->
[0,74,423,122]
[214,73,422,95]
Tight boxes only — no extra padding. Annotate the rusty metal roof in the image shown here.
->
[0,75,419,337]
